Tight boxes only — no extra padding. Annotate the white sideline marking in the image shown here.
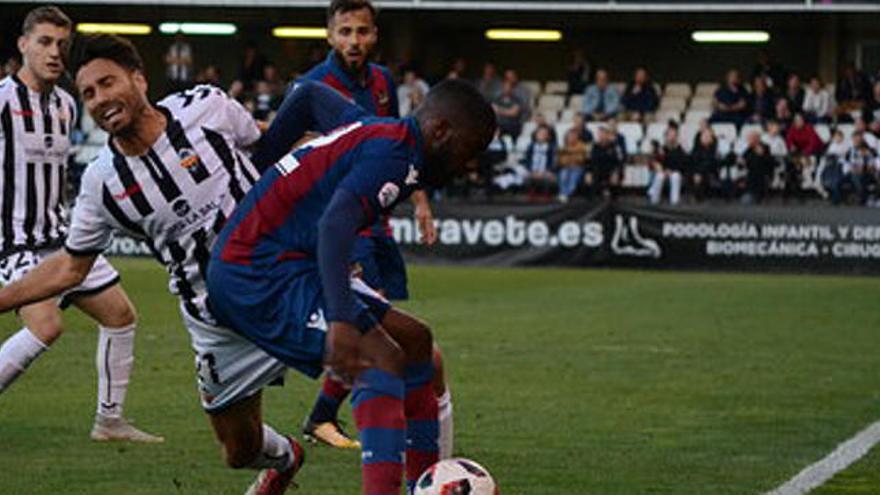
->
[764,420,880,495]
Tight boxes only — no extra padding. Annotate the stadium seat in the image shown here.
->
[643,122,668,149]
[586,121,603,139]
[739,123,763,139]
[814,123,831,143]
[612,82,626,96]
[554,122,573,147]
[514,133,531,154]
[653,109,682,124]
[623,164,651,187]
[535,111,559,124]
[838,123,855,141]
[678,122,700,152]
[711,123,737,144]
[617,122,644,155]
[558,109,576,123]
[521,121,538,141]
[684,109,711,123]
[521,80,542,100]
[568,95,584,111]
[543,80,569,95]
[537,94,566,113]
[688,96,713,111]
[659,96,688,112]
[694,82,719,97]
[664,82,692,98]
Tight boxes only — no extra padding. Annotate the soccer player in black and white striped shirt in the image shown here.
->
[0,6,162,443]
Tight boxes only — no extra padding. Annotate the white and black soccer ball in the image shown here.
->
[414,458,499,495]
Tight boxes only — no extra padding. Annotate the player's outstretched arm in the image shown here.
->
[0,251,95,313]
[252,80,368,171]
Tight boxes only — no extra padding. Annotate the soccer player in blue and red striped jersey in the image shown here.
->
[296,0,455,455]
[207,79,495,495]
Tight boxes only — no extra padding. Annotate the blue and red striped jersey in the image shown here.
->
[216,117,423,268]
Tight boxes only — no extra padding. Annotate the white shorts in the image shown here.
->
[182,309,288,414]
[0,248,120,308]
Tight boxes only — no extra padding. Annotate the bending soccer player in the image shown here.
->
[280,0,452,456]
[0,33,368,494]
[0,6,161,443]
[208,79,496,494]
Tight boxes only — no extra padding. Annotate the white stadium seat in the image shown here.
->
[814,124,831,143]
[623,164,651,187]
[684,109,711,124]
[659,96,688,112]
[543,80,569,95]
[664,82,692,98]
[678,122,700,153]
[617,122,644,155]
[537,94,566,113]
[554,122,573,147]
[837,123,855,141]
[688,96,713,111]
[694,82,719,97]
[520,80,542,100]
[568,95,584,110]
[711,123,738,144]
[653,109,681,124]
[559,109,576,123]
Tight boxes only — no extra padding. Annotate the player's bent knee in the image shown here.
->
[361,328,407,376]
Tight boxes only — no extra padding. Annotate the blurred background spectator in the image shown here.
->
[582,69,620,121]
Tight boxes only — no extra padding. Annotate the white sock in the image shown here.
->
[0,328,48,393]
[96,324,136,418]
[438,389,454,459]
[246,424,294,471]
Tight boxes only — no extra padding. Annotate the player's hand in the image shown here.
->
[326,321,368,385]
[415,203,437,246]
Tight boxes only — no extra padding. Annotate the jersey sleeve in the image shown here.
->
[223,93,261,148]
[64,165,115,255]
[337,145,410,221]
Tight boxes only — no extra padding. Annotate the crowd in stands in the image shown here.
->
[11,36,877,208]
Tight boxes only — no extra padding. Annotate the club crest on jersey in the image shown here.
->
[178,148,202,170]
[172,199,192,217]
[378,182,400,208]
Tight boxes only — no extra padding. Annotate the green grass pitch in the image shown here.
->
[1,258,879,494]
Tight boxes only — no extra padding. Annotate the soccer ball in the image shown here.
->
[414,458,499,495]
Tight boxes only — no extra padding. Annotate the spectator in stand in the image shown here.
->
[774,98,794,132]
[751,50,786,89]
[783,74,805,114]
[239,43,267,91]
[570,112,594,143]
[582,69,620,121]
[740,130,777,204]
[832,131,877,204]
[476,62,502,101]
[164,33,193,92]
[853,118,880,153]
[621,67,659,122]
[529,113,558,147]
[711,69,749,127]
[492,79,526,141]
[503,69,533,119]
[566,49,592,97]
[253,80,281,122]
[556,128,589,202]
[803,76,834,124]
[195,65,221,86]
[785,113,824,196]
[522,124,557,200]
[819,129,849,199]
[763,120,789,157]
[691,128,721,202]
[836,63,872,118]
[2,56,21,79]
[477,128,508,197]
[747,75,775,124]
[860,81,880,135]
[648,127,689,205]
[397,68,430,116]
[586,125,624,199]
[447,57,467,80]
[606,118,629,164]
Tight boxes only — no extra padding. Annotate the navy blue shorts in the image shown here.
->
[351,235,409,301]
[206,259,391,379]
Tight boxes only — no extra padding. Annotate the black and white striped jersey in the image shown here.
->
[0,75,76,257]
[65,85,261,323]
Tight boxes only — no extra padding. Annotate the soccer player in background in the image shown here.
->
[0,33,369,494]
[208,78,496,495]
[0,6,162,443]
[294,0,455,458]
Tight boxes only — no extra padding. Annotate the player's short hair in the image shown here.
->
[69,33,144,77]
[418,79,497,149]
[22,5,72,35]
[327,0,377,24]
